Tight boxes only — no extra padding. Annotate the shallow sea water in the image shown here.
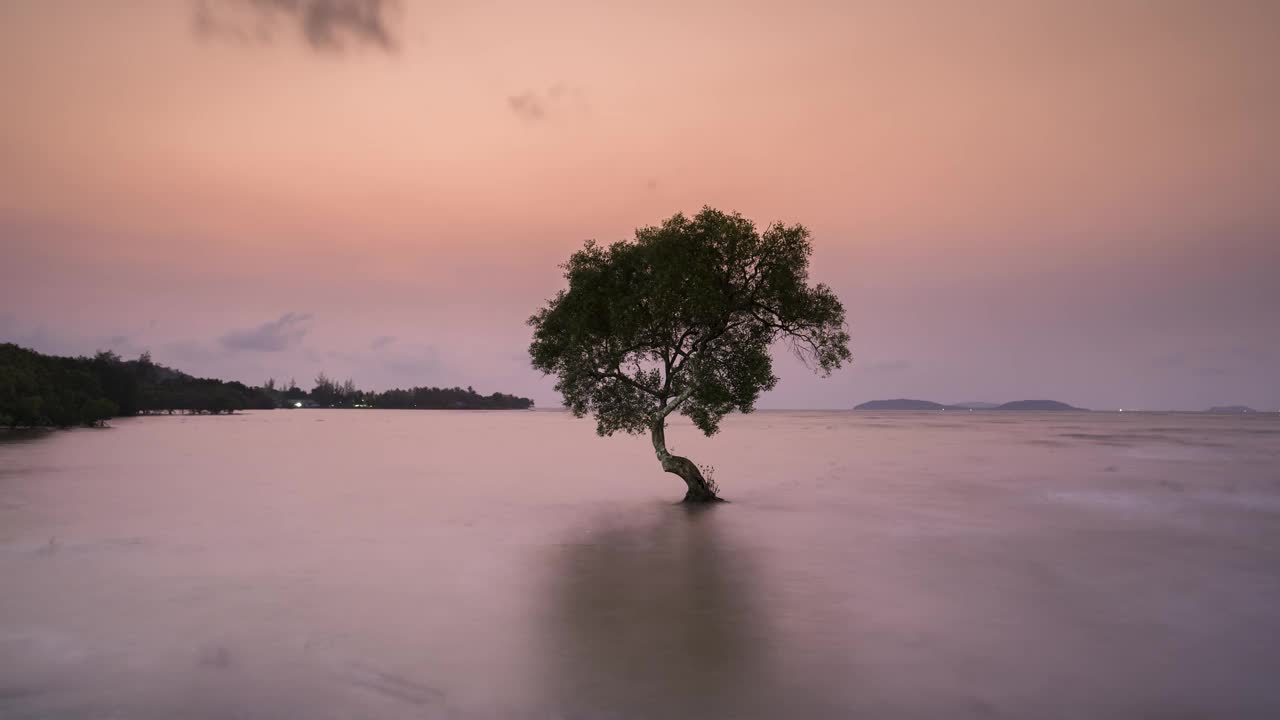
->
[2,409,1278,718]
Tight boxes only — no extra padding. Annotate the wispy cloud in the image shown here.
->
[193,0,400,54]
[218,312,313,352]
[369,335,396,350]
[507,93,546,122]
[507,83,585,123]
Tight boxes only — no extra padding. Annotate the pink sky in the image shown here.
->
[2,0,1277,409]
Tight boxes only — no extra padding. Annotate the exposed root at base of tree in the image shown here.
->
[680,491,728,504]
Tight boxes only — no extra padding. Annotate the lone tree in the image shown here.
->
[529,207,851,502]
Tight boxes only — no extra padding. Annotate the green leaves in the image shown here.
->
[529,207,851,437]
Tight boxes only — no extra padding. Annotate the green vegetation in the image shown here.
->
[529,207,850,502]
[1,343,274,427]
[1,343,533,429]
[303,373,533,410]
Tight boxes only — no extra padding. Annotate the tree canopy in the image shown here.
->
[529,207,851,500]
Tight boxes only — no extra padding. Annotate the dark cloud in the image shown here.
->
[507,93,546,122]
[507,83,585,123]
[218,312,313,352]
[193,0,399,54]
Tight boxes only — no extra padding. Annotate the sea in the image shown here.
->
[2,409,1278,718]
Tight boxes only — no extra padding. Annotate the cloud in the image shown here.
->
[507,93,546,122]
[193,0,399,54]
[507,83,586,123]
[218,312,313,352]
[369,335,396,350]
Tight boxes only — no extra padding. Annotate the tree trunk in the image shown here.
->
[650,419,723,503]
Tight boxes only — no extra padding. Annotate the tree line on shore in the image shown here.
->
[287,373,534,411]
[1,343,533,429]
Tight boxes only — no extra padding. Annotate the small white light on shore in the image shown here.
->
[294,401,302,408]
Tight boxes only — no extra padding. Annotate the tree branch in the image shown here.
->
[588,368,663,398]
[656,386,695,420]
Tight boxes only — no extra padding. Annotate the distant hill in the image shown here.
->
[854,398,1085,411]
[853,399,945,410]
[992,400,1084,411]
[1207,405,1257,414]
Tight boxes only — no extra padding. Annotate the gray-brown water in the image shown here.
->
[2,410,1279,719]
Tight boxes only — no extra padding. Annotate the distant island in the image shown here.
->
[994,400,1083,411]
[1,343,534,429]
[854,399,947,410]
[1206,405,1257,414]
[854,398,1086,411]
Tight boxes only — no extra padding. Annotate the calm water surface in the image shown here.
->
[2,410,1279,718]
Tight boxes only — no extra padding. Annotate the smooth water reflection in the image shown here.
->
[2,410,1279,718]
[539,506,775,718]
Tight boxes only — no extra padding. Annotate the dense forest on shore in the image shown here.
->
[1,343,533,428]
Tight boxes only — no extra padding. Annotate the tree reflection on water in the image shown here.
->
[538,503,786,720]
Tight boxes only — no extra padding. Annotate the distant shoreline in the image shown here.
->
[1,342,535,430]
[851,399,1272,413]
[854,399,1085,412]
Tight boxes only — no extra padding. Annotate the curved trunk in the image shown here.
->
[650,419,723,503]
